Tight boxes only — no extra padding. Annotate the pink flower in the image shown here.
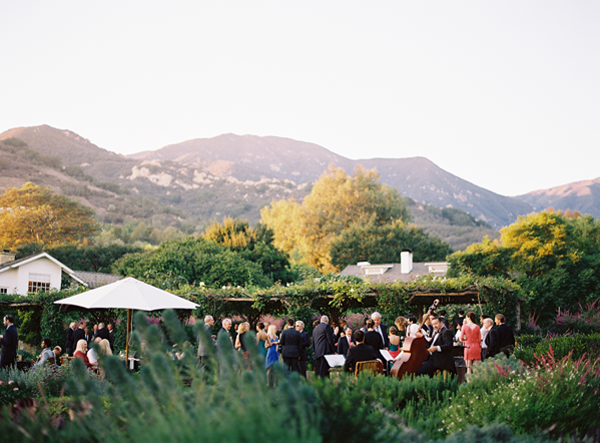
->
[7,380,14,385]
[0,381,4,386]
[13,388,18,391]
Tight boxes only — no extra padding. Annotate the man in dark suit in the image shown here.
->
[495,314,515,357]
[280,319,302,373]
[217,318,233,350]
[337,327,354,356]
[312,315,336,377]
[417,314,455,377]
[452,311,465,330]
[73,322,85,347]
[84,327,93,346]
[65,322,76,356]
[371,312,389,349]
[344,330,379,374]
[295,320,311,379]
[94,322,110,340]
[0,314,18,369]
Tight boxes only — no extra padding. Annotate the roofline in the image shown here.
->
[0,252,88,286]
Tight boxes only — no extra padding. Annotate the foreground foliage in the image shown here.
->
[1,312,598,442]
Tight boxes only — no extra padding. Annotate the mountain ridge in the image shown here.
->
[1,124,597,250]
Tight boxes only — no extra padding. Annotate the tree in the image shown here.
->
[113,237,273,289]
[261,165,410,272]
[449,210,600,323]
[0,182,99,248]
[203,217,295,283]
[330,219,453,269]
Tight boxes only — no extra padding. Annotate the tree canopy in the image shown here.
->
[261,165,413,272]
[0,182,99,248]
[449,210,600,322]
[113,236,285,289]
[330,219,453,269]
[203,217,294,284]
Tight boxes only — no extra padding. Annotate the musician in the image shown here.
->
[417,314,455,377]
[343,330,379,374]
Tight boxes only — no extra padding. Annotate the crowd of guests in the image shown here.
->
[1,309,514,382]
[197,309,516,382]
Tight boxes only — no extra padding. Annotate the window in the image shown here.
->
[0,287,7,294]
[28,273,51,293]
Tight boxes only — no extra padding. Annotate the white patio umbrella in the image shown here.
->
[55,277,199,361]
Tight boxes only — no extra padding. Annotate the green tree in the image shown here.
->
[0,182,99,248]
[330,219,452,269]
[113,237,273,288]
[261,165,410,272]
[203,217,295,283]
[449,210,600,323]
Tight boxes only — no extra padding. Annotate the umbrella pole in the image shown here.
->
[126,308,131,363]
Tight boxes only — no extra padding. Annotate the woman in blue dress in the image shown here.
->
[265,324,279,386]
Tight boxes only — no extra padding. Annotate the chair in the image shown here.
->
[355,360,384,377]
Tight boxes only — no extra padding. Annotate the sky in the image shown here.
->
[1,1,598,197]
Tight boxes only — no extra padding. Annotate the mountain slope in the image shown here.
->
[131,133,355,183]
[130,134,533,228]
[516,177,600,219]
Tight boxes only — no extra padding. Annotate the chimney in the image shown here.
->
[400,249,413,274]
[0,249,16,265]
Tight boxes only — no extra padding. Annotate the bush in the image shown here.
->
[311,371,458,442]
[514,333,600,365]
[442,348,600,438]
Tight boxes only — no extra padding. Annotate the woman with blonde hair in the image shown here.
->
[265,324,279,386]
[99,339,113,356]
[394,316,408,338]
[73,339,95,368]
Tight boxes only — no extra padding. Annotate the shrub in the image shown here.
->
[514,333,600,364]
[442,347,600,438]
[311,371,458,442]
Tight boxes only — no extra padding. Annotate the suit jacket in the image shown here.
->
[364,330,384,351]
[217,327,233,349]
[0,324,18,368]
[452,316,465,330]
[337,335,354,356]
[429,326,455,372]
[280,328,302,359]
[495,324,515,349]
[343,343,378,373]
[299,330,310,361]
[374,323,390,348]
[485,328,500,357]
[95,328,110,341]
[84,333,92,344]
[73,327,85,345]
[108,330,115,351]
[65,328,75,349]
[312,322,335,359]
[197,323,213,357]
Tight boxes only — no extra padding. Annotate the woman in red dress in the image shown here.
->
[462,312,482,374]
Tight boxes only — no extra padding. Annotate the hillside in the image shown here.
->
[0,124,558,251]
[516,177,600,219]
[129,134,535,229]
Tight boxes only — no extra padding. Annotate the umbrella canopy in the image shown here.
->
[54,277,199,311]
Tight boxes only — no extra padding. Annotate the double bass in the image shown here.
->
[390,299,439,380]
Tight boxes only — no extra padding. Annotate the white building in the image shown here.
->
[0,250,87,296]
